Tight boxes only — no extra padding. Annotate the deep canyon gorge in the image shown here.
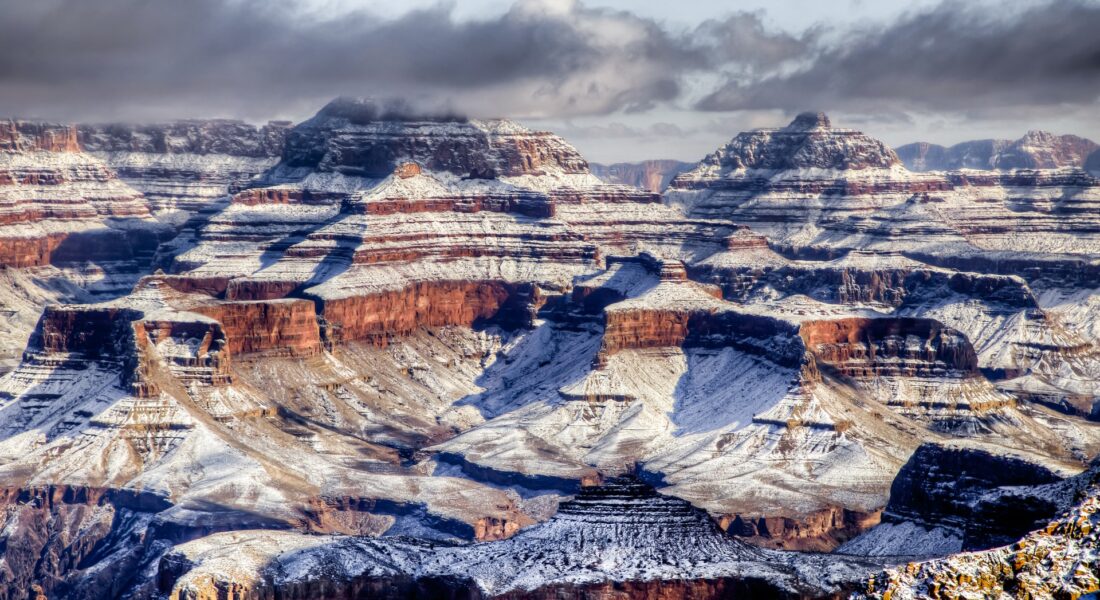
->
[1,99,1099,599]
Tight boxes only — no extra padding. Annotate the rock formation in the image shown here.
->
[668,113,1100,420]
[855,461,1100,599]
[838,441,1078,557]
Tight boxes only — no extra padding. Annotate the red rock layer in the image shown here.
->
[599,305,808,370]
[721,506,883,552]
[318,281,541,347]
[154,275,232,298]
[601,309,697,354]
[190,299,322,357]
[32,306,144,358]
[231,187,343,206]
[798,317,979,378]
[0,234,65,268]
[0,121,81,153]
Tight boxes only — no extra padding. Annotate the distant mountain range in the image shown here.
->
[897,130,1099,171]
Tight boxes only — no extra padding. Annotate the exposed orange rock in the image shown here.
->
[799,317,979,378]
[134,318,232,387]
[319,281,541,347]
[191,299,322,357]
[0,121,81,153]
[230,187,342,206]
[394,162,422,178]
[720,506,883,552]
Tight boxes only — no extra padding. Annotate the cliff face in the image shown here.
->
[318,280,539,347]
[0,120,164,268]
[799,318,978,379]
[0,121,81,153]
[880,443,1065,549]
[697,112,901,171]
[190,298,321,357]
[278,98,588,179]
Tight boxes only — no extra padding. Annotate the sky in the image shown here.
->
[1,0,1098,162]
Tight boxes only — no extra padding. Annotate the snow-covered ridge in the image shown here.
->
[162,477,889,599]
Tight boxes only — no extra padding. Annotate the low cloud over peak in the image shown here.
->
[0,0,808,122]
[1,0,1096,162]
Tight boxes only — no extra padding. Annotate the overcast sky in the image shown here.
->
[2,0,1098,162]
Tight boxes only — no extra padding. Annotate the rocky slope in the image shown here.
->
[855,458,1100,600]
[838,441,1080,557]
[897,131,1099,171]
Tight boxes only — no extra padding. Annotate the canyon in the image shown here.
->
[0,103,1099,599]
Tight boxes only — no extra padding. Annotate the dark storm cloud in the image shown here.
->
[697,0,1100,113]
[0,0,808,121]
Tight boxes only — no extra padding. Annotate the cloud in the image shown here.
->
[697,0,1100,114]
[0,0,809,122]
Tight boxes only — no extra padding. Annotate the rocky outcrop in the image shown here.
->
[0,121,81,153]
[721,505,882,552]
[590,159,694,192]
[0,121,165,269]
[29,305,144,358]
[691,112,901,172]
[897,131,1099,171]
[190,299,321,357]
[799,318,978,379]
[0,485,172,600]
[277,97,588,179]
[858,474,1100,600]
